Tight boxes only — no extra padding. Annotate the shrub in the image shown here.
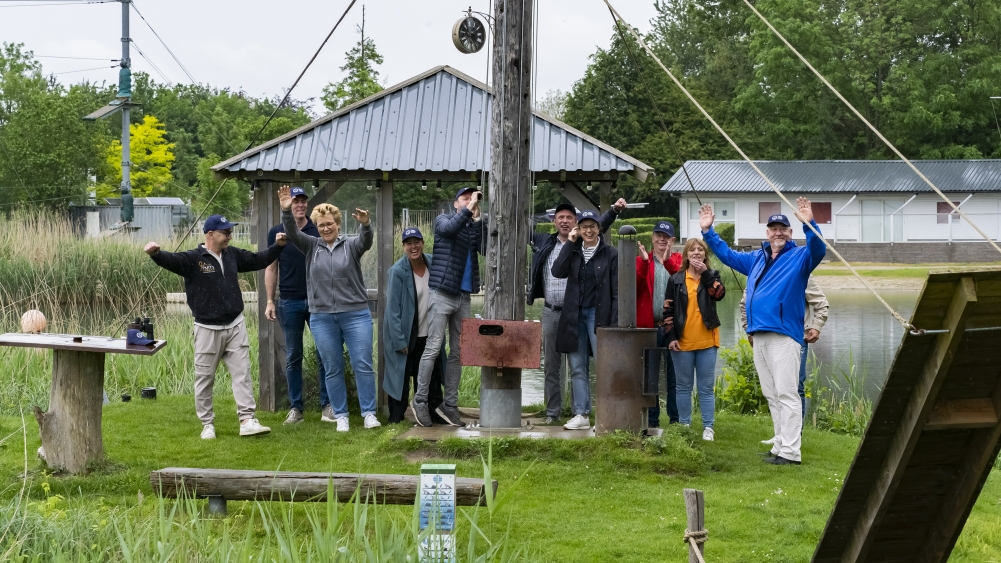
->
[715,338,767,415]
[715,222,735,246]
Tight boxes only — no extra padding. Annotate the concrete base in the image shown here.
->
[395,422,595,442]
[478,388,522,428]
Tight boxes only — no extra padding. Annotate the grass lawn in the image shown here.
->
[3,396,1001,561]
[813,262,1001,279]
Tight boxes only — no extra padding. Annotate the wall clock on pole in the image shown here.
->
[452,10,487,54]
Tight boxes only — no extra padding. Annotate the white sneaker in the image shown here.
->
[563,414,590,430]
[284,409,304,425]
[239,418,270,436]
[761,436,776,445]
[364,414,381,429]
[336,416,349,432]
[703,427,715,441]
[200,424,216,440]
[321,405,336,423]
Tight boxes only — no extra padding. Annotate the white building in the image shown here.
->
[661,160,1001,262]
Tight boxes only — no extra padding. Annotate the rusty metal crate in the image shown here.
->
[459,319,542,369]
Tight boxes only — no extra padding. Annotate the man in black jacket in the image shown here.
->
[145,215,286,439]
[528,199,624,424]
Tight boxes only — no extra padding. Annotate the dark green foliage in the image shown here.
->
[715,222,735,246]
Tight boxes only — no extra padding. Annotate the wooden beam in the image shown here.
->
[150,467,496,506]
[560,181,598,212]
[842,276,977,562]
[375,180,394,415]
[599,181,612,214]
[254,181,286,412]
[916,375,1001,563]
[924,398,998,430]
[306,180,343,216]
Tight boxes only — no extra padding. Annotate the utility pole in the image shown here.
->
[118,0,133,224]
[481,0,533,428]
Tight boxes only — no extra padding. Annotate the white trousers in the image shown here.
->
[753,332,802,462]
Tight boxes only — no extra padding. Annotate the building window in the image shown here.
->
[937,202,960,224]
[813,202,832,224]
[759,202,781,224]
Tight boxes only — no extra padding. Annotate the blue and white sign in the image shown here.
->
[418,463,456,563]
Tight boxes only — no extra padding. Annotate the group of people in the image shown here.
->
[145,183,830,464]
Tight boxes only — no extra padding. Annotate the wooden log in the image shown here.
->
[34,349,105,474]
[150,468,496,506]
[683,488,706,563]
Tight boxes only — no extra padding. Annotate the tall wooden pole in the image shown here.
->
[481,0,533,428]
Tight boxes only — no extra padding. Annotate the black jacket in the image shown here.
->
[151,243,282,325]
[526,208,620,305]
[663,269,726,344]
[550,237,618,353]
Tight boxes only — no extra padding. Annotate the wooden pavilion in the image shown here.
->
[212,65,653,411]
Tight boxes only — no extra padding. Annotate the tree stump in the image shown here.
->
[33,350,105,474]
[684,488,706,563]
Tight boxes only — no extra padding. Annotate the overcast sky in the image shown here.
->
[2,0,661,113]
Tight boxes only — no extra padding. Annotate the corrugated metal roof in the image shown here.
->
[213,66,651,180]
[660,160,1001,193]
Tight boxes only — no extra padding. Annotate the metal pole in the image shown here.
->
[119,0,133,223]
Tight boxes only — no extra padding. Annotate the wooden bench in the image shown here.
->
[151,467,497,515]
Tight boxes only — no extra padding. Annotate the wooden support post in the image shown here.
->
[34,350,105,474]
[306,180,343,216]
[482,0,533,428]
[843,276,977,562]
[561,181,599,212]
[255,181,286,412]
[376,180,394,414]
[683,488,706,563]
[599,181,612,214]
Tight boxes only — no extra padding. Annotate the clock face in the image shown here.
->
[453,16,487,54]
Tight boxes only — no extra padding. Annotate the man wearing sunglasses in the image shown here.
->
[145,214,287,439]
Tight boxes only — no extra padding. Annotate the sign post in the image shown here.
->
[417,463,457,563]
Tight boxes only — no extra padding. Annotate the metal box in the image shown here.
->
[459,319,542,369]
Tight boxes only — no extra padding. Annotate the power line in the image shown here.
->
[244,0,358,151]
[130,40,172,84]
[36,55,119,61]
[0,1,112,7]
[47,64,117,75]
[130,0,196,83]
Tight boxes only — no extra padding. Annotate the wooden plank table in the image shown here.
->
[0,333,167,474]
[813,270,1001,563]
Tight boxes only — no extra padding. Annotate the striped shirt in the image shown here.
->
[582,242,598,263]
[543,238,568,307]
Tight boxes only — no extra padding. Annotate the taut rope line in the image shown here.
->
[741,0,1001,259]
[602,0,914,331]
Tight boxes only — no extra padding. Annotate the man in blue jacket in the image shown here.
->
[700,197,826,465]
[412,187,483,427]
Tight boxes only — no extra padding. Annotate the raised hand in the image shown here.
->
[690,258,707,275]
[144,241,160,256]
[278,185,293,210]
[275,232,288,246]
[613,198,627,212]
[352,208,370,225]
[637,240,649,261]
[699,203,715,232]
[796,197,814,224]
[468,192,482,219]
[568,227,579,242]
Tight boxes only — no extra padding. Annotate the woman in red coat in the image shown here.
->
[635,221,682,427]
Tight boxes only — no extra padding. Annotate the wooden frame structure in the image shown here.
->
[211,66,652,412]
[814,269,1001,563]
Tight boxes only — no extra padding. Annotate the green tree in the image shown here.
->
[97,115,175,200]
[191,153,249,219]
[321,12,384,112]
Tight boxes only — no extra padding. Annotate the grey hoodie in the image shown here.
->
[282,208,373,314]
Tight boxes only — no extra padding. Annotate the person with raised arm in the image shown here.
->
[699,198,826,465]
[278,185,378,432]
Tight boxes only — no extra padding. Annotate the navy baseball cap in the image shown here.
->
[653,221,675,237]
[577,210,599,224]
[767,214,791,227]
[553,203,576,217]
[402,227,423,242]
[126,327,155,346]
[290,186,308,199]
[203,215,238,233]
[455,186,478,200]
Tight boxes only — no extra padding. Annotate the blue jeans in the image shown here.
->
[799,343,808,418]
[672,346,718,428]
[647,326,679,427]
[310,308,377,418]
[567,307,597,416]
[278,298,328,412]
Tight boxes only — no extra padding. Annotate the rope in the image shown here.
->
[602,0,915,331]
[683,528,708,563]
[741,0,1001,259]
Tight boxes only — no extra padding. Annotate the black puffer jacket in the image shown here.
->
[550,237,618,353]
[428,207,482,296]
[663,269,726,345]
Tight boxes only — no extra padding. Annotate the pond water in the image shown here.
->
[511,288,920,406]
